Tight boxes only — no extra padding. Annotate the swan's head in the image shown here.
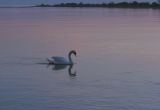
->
[70,50,77,56]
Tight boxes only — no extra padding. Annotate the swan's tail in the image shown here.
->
[46,58,54,64]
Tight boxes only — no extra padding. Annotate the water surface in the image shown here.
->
[1,8,160,110]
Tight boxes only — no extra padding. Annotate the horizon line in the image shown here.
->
[1,1,160,8]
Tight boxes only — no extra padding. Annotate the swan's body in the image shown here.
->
[47,50,76,65]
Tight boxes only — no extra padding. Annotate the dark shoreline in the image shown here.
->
[35,1,160,9]
[1,1,160,9]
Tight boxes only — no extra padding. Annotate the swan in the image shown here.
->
[47,50,76,65]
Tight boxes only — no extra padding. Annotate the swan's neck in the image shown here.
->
[68,52,73,64]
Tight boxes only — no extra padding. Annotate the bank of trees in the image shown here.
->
[36,1,160,8]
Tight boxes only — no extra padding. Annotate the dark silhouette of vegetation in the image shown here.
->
[36,1,160,8]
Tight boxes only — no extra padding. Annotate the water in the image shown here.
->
[0,7,160,110]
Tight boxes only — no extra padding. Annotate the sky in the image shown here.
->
[0,0,156,6]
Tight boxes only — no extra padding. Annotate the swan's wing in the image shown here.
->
[51,56,69,64]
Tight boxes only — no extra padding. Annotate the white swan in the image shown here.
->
[47,50,76,65]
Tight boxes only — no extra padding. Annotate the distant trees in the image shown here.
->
[157,0,160,4]
[36,1,160,8]
[106,1,151,8]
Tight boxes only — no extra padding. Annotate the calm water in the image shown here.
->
[1,7,160,110]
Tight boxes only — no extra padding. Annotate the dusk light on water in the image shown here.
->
[1,1,160,110]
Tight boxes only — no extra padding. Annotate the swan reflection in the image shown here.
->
[48,64,76,77]
[52,64,68,70]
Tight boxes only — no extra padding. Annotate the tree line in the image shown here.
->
[36,1,160,8]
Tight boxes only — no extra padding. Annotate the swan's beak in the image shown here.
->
[74,52,77,56]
